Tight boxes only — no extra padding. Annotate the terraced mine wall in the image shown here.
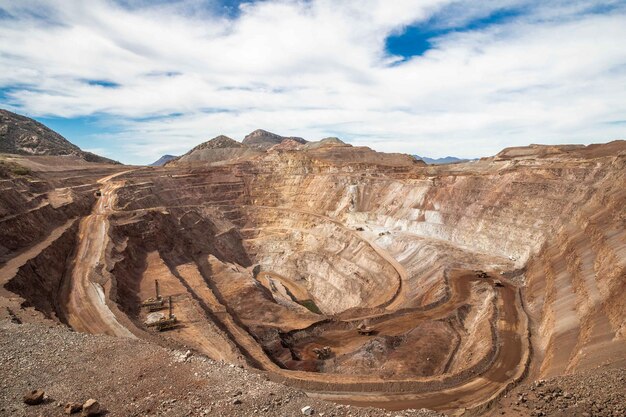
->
[1,143,624,414]
[524,155,626,377]
[5,220,79,321]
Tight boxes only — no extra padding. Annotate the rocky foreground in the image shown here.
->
[0,320,444,417]
[2,319,624,417]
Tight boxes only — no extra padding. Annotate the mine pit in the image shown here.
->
[1,137,624,415]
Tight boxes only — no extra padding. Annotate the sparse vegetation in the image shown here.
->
[299,299,322,315]
[0,158,31,177]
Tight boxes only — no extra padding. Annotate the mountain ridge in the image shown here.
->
[0,109,119,164]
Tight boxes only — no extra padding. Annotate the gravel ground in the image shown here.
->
[0,320,445,417]
[488,364,626,417]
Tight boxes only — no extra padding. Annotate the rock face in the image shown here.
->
[0,109,118,164]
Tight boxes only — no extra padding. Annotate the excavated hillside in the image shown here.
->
[0,132,624,416]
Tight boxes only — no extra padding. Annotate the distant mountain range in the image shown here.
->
[0,109,119,164]
[413,155,471,165]
[242,129,306,150]
[149,154,177,166]
[165,130,422,168]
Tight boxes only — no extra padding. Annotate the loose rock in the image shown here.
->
[64,402,82,414]
[82,398,100,416]
[23,389,45,405]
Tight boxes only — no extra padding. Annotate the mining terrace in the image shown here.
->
[1,133,625,415]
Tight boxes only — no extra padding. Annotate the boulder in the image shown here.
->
[82,399,100,416]
[23,389,45,405]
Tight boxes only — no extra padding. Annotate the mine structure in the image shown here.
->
[140,280,165,311]
[146,296,178,332]
[312,346,332,359]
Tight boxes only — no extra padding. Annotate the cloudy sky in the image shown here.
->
[0,0,625,164]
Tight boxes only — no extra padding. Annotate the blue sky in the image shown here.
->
[1,0,625,164]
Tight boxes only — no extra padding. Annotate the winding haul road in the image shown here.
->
[58,175,530,413]
[61,170,136,338]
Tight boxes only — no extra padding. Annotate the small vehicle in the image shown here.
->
[357,322,374,335]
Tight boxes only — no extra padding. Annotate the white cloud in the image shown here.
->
[0,0,625,164]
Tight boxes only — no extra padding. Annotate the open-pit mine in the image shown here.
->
[1,113,625,416]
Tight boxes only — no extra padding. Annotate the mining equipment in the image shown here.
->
[146,296,177,332]
[141,279,165,311]
[357,322,374,335]
[313,346,332,359]
[475,270,488,279]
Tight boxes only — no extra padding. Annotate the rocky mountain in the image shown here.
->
[175,135,261,164]
[242,129,306,150]
[0,109,119,164]
[149,154,177,166]
[171,131,423,168]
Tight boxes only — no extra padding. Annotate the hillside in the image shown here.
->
[174,135,262,164]
[0,109,119,164]
[242,129,306,150]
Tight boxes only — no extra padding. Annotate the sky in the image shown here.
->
[0,0,625,165]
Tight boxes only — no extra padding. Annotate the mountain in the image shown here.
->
[149,154,177,166]
[174,135,261,164]
[0,109,119,164]
[413,155,470,165]
[242,129,306,150]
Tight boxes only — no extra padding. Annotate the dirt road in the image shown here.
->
[60,170,136,338]
[230,206,531,412]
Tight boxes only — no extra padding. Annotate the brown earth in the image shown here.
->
[0,138,624,416]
